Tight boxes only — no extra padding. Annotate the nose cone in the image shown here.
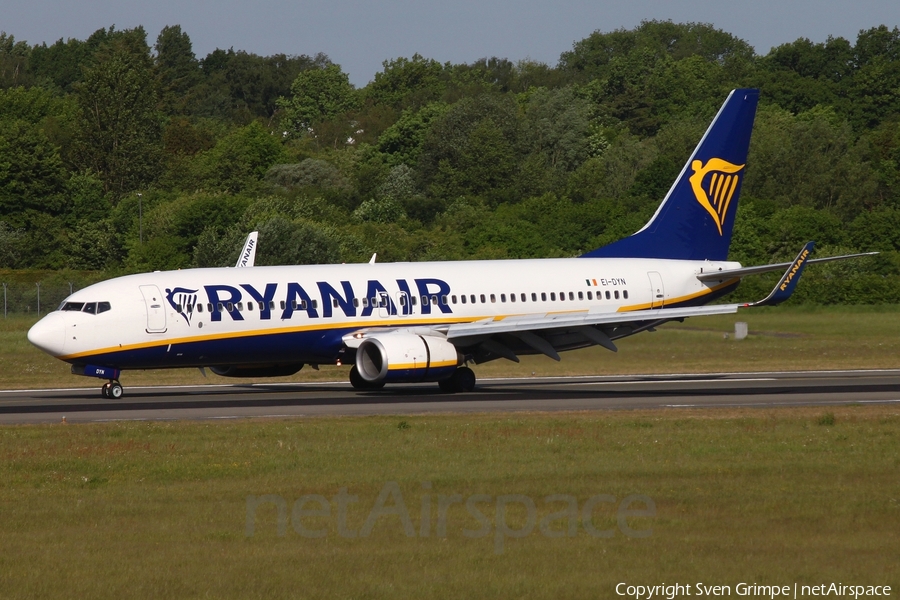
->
[28,313,66,356]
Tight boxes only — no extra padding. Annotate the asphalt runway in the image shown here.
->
[1,369,899,424]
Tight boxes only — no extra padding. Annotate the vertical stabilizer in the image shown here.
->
[582,89,759,261]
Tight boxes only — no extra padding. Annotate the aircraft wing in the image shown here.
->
[344,241,820,362]
[445,304,738,350]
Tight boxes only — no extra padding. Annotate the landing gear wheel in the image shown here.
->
[101,382,111,399]
[440,367,476,393]
[108,381,124,399]
[349,365,385,390]
[453,367,476,392]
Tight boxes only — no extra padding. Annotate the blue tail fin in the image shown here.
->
[582,88,759,261]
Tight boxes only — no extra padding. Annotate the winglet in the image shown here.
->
[235,231,258,268]
[744,242,814,307]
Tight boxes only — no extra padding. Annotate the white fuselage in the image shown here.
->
[27,256,740,370]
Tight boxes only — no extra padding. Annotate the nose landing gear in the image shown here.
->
[71,365,123,399]
[101,381,124,399]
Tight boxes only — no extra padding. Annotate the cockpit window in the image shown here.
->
[59,301,111,314]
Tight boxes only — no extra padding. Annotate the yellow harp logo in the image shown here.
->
[689,158,745,235]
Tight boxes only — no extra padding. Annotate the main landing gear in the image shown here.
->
[347,365,477,393]
[101,380,123,399]
[349,365,385,390]
[438,367,476,393]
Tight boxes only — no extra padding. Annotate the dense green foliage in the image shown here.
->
[1,21,900,303]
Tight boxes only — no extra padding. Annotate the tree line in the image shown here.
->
[1,21,899,304]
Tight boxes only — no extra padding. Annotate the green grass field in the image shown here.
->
[2,306,899,598]
[3,305,900,389]
[1,407,898,598]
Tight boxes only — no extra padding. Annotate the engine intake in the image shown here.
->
[356,333,460,383]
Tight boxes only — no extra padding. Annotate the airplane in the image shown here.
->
[27,88,875,399]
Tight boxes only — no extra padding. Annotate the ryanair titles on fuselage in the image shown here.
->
[165,278,454,326]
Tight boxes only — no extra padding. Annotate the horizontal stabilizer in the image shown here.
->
[697,251,878,282]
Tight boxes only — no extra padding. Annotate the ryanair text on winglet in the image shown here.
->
[780,248,810,292]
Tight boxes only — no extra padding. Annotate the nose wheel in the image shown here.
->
[101,381,124,399]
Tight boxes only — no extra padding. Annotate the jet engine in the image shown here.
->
[355,333,460,383]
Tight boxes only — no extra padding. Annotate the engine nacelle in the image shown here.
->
[210,364,303,378]
[356,333,460,383]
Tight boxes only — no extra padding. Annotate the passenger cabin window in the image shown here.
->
[461,295,467,304]
[614,290,620,299]
[490,294,496,303]
[532,293,537,302]
[605,291,611,300]
[480,294,486,304]
[623,290,629,299]
[541,293,547,301]
[550,292,556,301]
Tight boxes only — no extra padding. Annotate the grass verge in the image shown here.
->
[1,406,898,598]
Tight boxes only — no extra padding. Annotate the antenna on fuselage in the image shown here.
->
[369,253,377,264]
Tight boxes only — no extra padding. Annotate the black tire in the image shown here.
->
[349,365,367,389]
[438,378,455,393]
[349,365,385,390]
[450,367,476,393]
[101,383,111,399]
[109,382,124,399]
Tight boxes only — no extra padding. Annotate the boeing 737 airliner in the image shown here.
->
[27,89,873,398]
